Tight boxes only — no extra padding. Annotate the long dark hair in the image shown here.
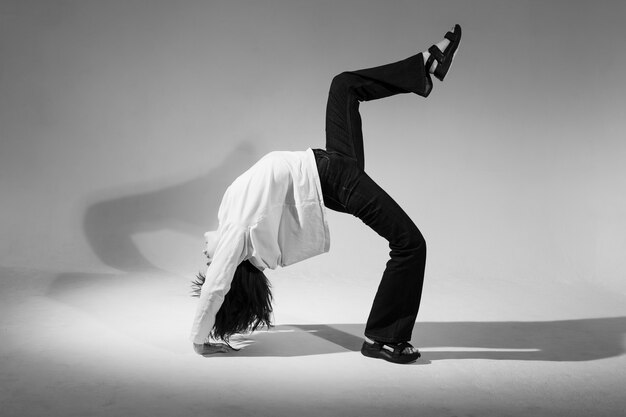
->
[191,260,273,341]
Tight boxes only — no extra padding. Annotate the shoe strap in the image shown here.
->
[393,341,414,353]
[444,31,457,42]
[445,25,460,42]
[378,341,415,354]
[428,45,444,62]
[425,53,436,72]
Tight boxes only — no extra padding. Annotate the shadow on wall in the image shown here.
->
[83,142,260,271]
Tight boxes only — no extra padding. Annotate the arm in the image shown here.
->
[190,224,246,348]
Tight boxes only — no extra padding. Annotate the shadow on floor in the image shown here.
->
[46,271,626,362]
[209,317,626,362]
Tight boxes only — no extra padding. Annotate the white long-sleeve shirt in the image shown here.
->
[190,148,330,344]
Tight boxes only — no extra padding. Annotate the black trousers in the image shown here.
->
[313,52,431,343]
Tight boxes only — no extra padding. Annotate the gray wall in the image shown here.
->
[2,0,625,295]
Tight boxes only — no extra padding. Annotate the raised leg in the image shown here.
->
[325,52,432,171]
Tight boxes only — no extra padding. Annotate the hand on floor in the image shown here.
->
[193,342,239,356]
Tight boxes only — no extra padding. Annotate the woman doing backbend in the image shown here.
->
[190,24,462,364]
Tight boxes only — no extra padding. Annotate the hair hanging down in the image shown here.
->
[191,260,273,342]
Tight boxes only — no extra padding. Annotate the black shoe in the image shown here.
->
[425,24,462,81]
[361,340,421,364]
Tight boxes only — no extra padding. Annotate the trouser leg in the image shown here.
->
[347,169,427,343]
[313,150,427,343]
[325,52,432,171]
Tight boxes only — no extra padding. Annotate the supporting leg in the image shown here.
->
[313,151,426,343]
[345,171,427,343]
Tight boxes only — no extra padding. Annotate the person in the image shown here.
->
[190,25,462,364]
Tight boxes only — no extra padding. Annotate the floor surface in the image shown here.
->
[1,265,625,417]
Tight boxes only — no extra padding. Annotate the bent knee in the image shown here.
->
[393,229,426,255]
[409,233,426,254]
[330,71,357,92]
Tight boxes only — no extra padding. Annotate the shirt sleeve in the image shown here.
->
[189,224,247,344]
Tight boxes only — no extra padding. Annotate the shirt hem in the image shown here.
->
[305,148,331,253]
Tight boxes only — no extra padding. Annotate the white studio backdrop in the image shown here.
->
[1,0,625,300]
